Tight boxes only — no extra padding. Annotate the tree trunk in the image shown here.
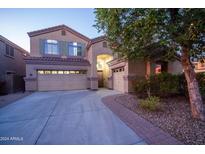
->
[181,47,205,121]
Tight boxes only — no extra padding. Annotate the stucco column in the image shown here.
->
[89,55,98,90]
[146,60,151,78]
[107,76,113,89]
[89,77,98,90]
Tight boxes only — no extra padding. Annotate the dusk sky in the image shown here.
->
[0,8,103,51]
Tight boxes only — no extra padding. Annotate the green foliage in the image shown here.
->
[135,73,181,98]
[139,96,161,111]
[179,73,205,97]
[135,72,205,98]
[95,8,205,119]
[134,79,150,97]
[94,8,205,60]
[196,73,205,96]
[151,73,180,95]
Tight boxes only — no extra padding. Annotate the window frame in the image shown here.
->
[68,42,83,56]
[37,70,87,75]
[5,44,14,58]
[44,39,59,55]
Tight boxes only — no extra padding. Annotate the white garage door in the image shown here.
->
[113,67,125,92]
[37,70,87,91]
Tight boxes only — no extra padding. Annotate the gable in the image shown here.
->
[28,25,90,43]
[30,29,89,45]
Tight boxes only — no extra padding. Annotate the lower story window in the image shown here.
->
[51,70,57,74]
[38,70,44,74]
[58,71,64,74]
[64,71,70,74]
[113,67,124,73]
[37,70,87,75]
[44,70,51,74]
[70,71,75,74]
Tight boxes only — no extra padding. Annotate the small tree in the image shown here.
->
[94,8,205,120]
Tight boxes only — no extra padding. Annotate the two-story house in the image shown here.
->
[0,35,29,94]
[24,25,183,93]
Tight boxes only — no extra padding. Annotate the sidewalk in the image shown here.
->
[102,95,183,145]
[0,92,32,108]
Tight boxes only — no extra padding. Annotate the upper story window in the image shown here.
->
[45,40,59,55]
[5,44,14,57]
[68,42,82,56]
[102,41,107,48]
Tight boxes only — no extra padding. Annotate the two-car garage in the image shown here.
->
[37,70,87,91]
[24,57,91,92]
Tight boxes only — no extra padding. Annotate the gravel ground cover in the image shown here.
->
[114,94,205,145]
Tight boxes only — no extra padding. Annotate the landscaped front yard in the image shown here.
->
[114,94,205,144]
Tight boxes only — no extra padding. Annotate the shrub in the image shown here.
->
[134,79,150,98]
[139,96,161,111]
[135,72,205,99]
[135,73,181,98]
[196,73,205,97]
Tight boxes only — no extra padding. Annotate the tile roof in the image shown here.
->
[86,35,107,49]
[24,56,90,66]
[0,35,29,55]
[91,35,107,44]
[27,24,108,49]
[27,24,90,41]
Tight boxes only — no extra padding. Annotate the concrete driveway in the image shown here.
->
[0,89,146,145]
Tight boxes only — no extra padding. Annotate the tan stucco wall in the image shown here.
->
[88,41,113,76]
[168,60,183,74]
[127,59,147,93]
[0,38,28,93]
[28,28,181,93]
[25,78,37,91]
[146,60,182,75]
[30,30,89,57]
[28,28,116,91]
[87,41,113,90]
[128,59,146,77]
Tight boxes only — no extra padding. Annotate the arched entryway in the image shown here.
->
[96,54,113,88]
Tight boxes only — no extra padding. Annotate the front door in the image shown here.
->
[97,70,103,87]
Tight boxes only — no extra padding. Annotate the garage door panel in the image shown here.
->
[38,74,87,91]
[113,71,124,93]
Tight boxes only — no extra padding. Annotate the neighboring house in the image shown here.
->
[0,35,29,94]
[192,60,205,73]
[24,25,183,93]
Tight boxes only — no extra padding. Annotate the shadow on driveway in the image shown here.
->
[0,89,146,145]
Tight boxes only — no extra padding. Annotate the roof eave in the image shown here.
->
[27,25,90,42]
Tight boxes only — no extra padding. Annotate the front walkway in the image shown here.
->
[0,89,146,145]
[102,94,182,145]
